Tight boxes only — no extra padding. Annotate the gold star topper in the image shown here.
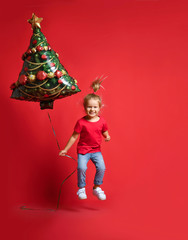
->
[28,13,43,30]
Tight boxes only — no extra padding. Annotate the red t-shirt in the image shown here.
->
[74,116,108,154]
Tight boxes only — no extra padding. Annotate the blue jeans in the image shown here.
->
[77,152,106,188]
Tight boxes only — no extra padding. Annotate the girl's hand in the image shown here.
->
[105,135,111,142]
[59,149,67,156]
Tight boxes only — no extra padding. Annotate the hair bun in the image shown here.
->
[91,76,106,93]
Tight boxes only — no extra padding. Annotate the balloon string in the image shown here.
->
[47,112,61,150]
[47,112,77,210]
[20,112,77,211]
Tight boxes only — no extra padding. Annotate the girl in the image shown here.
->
[59,79,110,200]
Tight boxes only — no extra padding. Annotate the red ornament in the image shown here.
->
[58,95,64,99]
[26,49,32,55]
[10,83,16,90]
[71,86,76,90]
[36,46,43,51]
[44,94,49,98]
[27,56,31,60]
[58,79,63,84]
[48,46,51,50]
[50,62,55,67]
[24,67,28,72]
[36,71,47,81]
[32,40,37,45]
[55,70,62,78]
[41,54,47,60]
[19,75,27,85]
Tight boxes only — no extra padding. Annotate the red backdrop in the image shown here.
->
[2,0,188,239]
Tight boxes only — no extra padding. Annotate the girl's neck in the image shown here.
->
[85,115,100,122]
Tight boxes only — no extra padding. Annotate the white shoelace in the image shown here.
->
[95,188,105,195]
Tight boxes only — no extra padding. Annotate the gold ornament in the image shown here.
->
[28,74,36,81]
[28,13,43,30]
[47,72,54,78]
[74,79,78,83]
[62,69,67,75]
[39,88,44,93]
[15,81,19,87]
[43,46,48,51]
[51,90,55,94]
[31,48,36,53]
[56,52,59,57]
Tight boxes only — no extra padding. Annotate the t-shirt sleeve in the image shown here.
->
[74,120,82,133]
[102,119,108,132]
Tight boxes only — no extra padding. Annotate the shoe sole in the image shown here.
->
[78,196,87,200]
[93,193,106,200]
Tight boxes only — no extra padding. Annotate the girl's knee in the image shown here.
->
[96,165,106,172]
[77,166,87,172]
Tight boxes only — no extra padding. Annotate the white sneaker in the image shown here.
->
[77,188,87,200]
[93,187,106,200]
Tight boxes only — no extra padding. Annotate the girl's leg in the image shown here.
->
[77,153,91,188]
[90,152,106,187]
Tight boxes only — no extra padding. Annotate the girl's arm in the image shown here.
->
[59,131,79,156]
[103,130,111,142]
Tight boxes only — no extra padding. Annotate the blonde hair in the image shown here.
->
[83,79,102,109]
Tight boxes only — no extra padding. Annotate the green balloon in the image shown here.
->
[10,14,81,110]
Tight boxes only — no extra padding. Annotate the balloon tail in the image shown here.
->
[20,113,77,211]
[47,112,77,209]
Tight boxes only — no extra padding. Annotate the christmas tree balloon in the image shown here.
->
[10,14,81,110]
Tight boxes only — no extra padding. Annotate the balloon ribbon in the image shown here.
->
[48,112,77,209]
[20,112,77,211]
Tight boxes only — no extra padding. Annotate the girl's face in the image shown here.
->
[85,98,100,119]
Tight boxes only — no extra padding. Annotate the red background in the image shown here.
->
[2,0,188,239]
